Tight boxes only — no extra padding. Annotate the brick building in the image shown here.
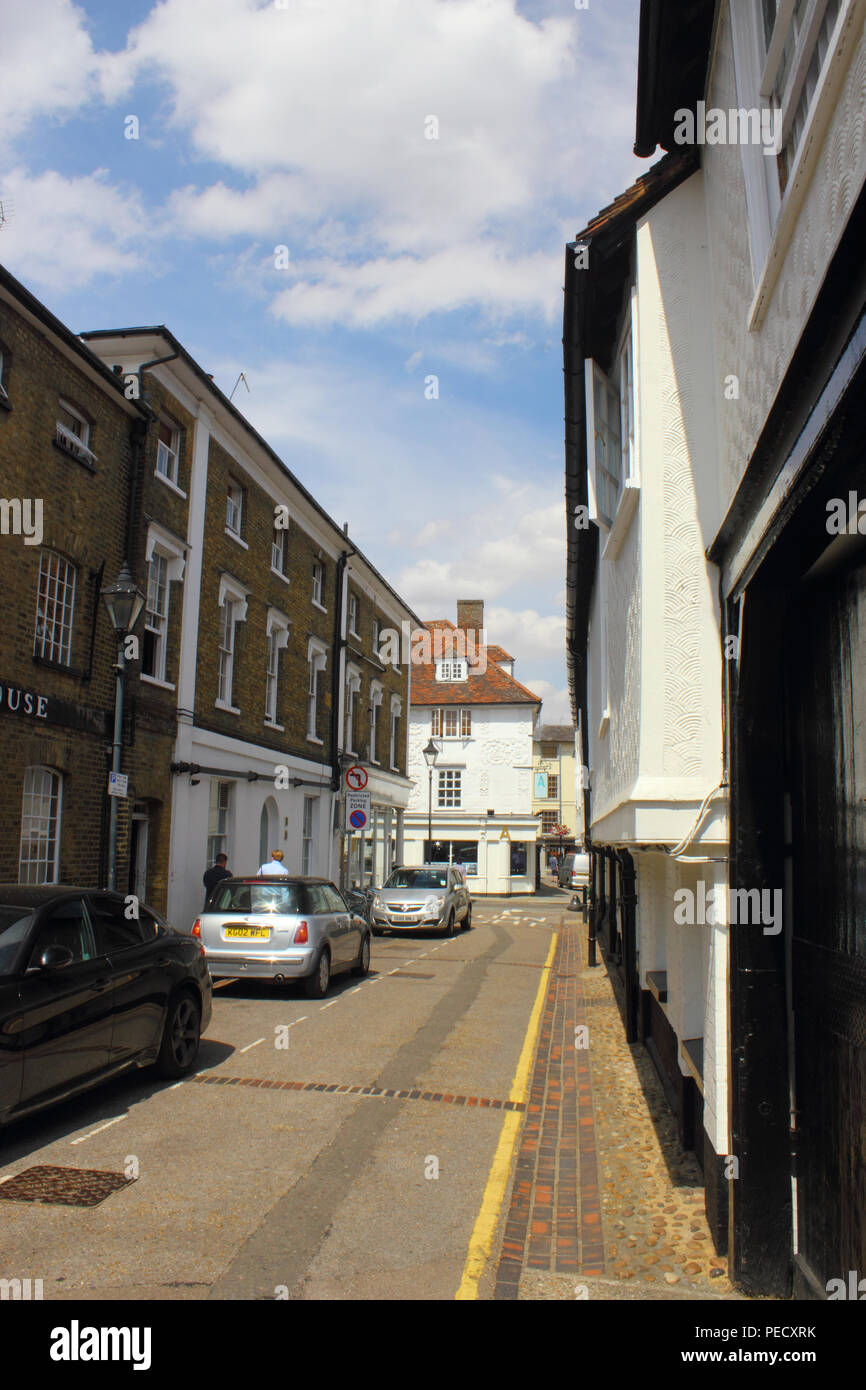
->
[0,265,162,892]
[80,326,418,931]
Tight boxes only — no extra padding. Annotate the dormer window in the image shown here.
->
[436,659,467,681]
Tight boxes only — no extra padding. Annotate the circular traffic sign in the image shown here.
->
[349,809,368,829]
[345,765,368,790]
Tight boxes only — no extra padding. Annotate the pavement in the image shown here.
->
[0,885,744,1301]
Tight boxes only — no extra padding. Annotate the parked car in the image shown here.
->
[0,885,212,1129]
[371,865,472,935]
[343,885,375,925]
[195,876,370,996]
[558,851,591,891]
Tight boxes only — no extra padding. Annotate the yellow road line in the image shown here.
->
[455,932,557,1300]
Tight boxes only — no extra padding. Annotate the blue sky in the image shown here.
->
[0,0,646,720]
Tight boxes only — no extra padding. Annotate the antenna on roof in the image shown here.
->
[229,371,250,402]
[0,199,15,230]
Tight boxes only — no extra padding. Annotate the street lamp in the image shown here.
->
[422,738,439,862]
[101,562,145,891]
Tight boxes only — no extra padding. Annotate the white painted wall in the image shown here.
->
[407,704,536,816]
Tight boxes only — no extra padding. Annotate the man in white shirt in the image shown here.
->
[258,850,288,876]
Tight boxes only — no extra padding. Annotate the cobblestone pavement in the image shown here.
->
[491,904,745,1300]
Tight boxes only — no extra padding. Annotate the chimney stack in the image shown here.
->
[456,599,484,632]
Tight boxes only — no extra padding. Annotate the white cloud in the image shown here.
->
[0,167,149,289]
[0,0,105,138]
[527,680,573,725]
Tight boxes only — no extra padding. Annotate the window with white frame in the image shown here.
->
[265,608,290,724]
[307,638,327,741]
[547,774,559,800]
[540,810,558,835]
[760,0,843,180]
[156,418,179,485]
[216,574,248,709]
[435,660,467,682]
[437,769,462,808]
[142,524,185,683]
[372,616,381,656]
[431,708,471,738]
[585,299,638,532]
[226,479,244,537]
[344,665,361,754]
[390,695,402,769]
[34,551,76,665]
[55,400,96,466]
[0,345,10,401]
[312,560,325,608]
[348,592,359,636]
[369,682,383,762]
[302,795,317,875]
[18,766,62,884]
[272,525,287,576]
[207,779,233,864]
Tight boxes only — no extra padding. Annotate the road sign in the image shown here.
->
[345,764,368,791]
[346,790,371,831]
[108,772,128,798]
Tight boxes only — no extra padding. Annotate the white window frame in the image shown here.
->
[390,695,402,770]
[585,296,640,558]
[0,348,9,400]
[56,400,97,466]
[348,592,360,637]
[216,574,249,712]
[226,479,244,540]
[435,660,467,682]
[34,551,76,665]
[312,560,326,610]
[307,637,328,744]
[142,524,185,687]
[265,607,290,727]
[302,795,317,875]
[344,664,361,755]
[156,417,180,486]
[369,682,383,763]
[437,769,462,809]
[207,779,233,865]
[272,524,288,578]
[18,766,62,884]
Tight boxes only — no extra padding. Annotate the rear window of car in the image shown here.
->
[207,883,302,914]
[384,871,448,890]
[0,907,34,975]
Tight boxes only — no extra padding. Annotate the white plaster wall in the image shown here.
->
[407,705,536,816]
[704,4,866,514]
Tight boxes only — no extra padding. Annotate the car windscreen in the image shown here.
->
[0,907,34,974]
[206,883,302,914]
[384,871,448,891]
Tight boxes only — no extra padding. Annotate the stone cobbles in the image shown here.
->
[493,911,740,1300]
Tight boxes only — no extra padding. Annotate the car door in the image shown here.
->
[450,871,468,922]
[16,896,114,1109]
[307,883,345,966]
[326,884,359,962]
[87,895,170,1064]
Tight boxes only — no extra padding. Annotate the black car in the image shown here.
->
[0,885,212,1128]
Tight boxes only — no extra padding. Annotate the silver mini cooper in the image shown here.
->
[193,877,370,997]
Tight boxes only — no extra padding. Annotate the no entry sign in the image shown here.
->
[346,790,371,831]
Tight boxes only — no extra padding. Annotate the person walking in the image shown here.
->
[549,852,558,878]
[258,849,288,876]
[202,852,231,904]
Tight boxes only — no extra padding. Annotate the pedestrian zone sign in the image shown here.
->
[346,790,371,831]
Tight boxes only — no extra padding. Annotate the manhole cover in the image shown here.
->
[0,1166,135,1207]
[389,971,434,979]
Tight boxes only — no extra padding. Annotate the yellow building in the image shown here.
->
[532,723,584,867]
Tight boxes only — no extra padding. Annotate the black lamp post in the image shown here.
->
[101,563,145,891]
[422,738,439,861]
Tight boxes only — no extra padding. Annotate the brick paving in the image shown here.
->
[493,912,741,1300]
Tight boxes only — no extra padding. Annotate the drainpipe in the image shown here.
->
[330,526,356,888]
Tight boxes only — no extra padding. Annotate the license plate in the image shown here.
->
[390,914,420,923]
[223,926,270,939]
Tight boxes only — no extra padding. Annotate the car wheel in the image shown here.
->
[305,947,331,998]
[461,902,472,931]
[156,991,201,1079]
[443,910,456,937]
[352,933,371,976]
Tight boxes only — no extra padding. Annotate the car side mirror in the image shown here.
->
[37,945,75,971]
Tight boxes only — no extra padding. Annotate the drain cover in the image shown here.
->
[0,1166,135,1207]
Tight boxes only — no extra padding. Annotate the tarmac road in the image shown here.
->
[0,894,567,1301]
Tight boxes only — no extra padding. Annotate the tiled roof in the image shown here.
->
[535,724,575,743]
[575,148,698,245]
[411,622,541,707]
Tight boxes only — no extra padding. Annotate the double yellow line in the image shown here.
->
[455,932,557,1300]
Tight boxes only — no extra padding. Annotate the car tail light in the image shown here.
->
[293,920,309,943]
[191,919,201,938]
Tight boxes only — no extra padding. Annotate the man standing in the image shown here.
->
[258,849,288,876]
[203,852,231,904]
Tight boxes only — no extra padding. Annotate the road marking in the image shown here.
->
[319,999,337,1010]
[169,1081,185,1091]
[455,930,557,1301]
[70,1114,128,1145]
[240,1037,266,1053]
[290,1016,308,1025]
